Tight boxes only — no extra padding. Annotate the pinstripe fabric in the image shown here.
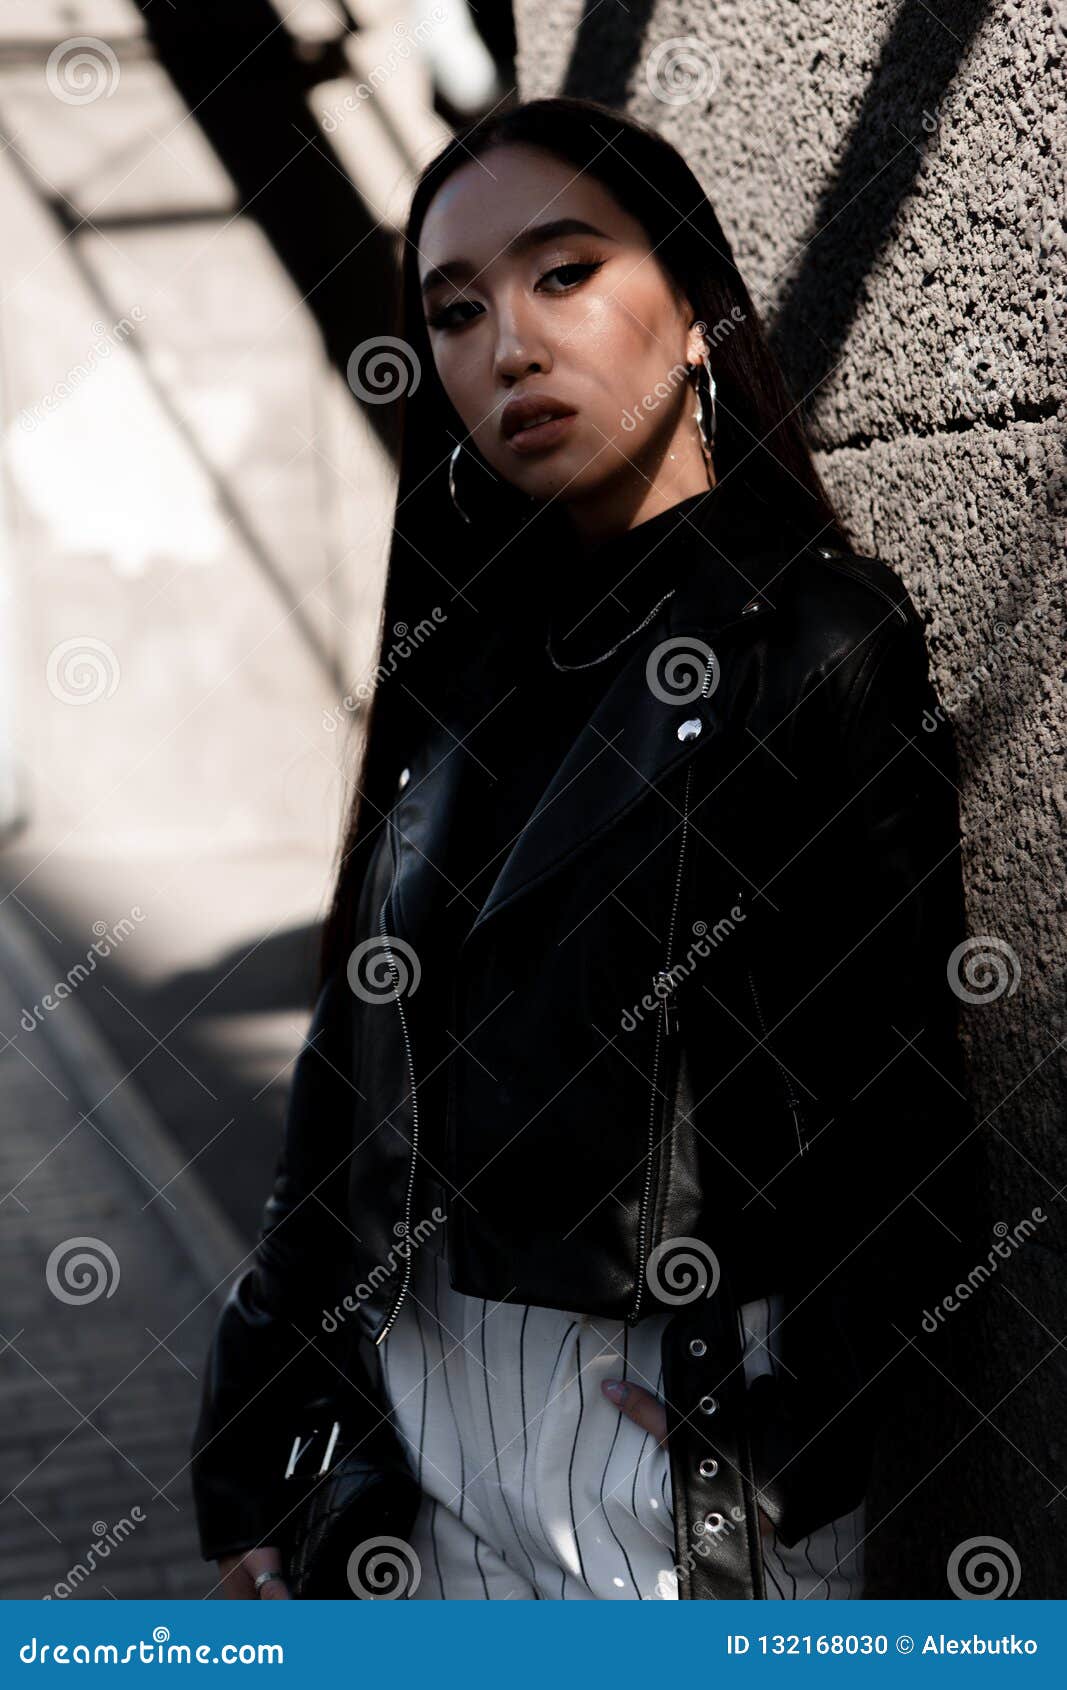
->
[373,1232,865,1600]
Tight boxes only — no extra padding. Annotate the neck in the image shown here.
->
[541,480,728,660]
[554,463,716,557]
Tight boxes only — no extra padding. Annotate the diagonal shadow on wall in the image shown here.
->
[561,0,995,430]
[144,1,403,463]
[763,0,995,425]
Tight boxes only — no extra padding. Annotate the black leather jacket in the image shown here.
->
[191,514,976,1599]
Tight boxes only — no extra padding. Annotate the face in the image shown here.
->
[418,143,712,537]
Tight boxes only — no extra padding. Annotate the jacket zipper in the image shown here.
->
[373,822,420,1347]
[630,700,708,1321]
[745,964,810,1157]
[811,546,908,625]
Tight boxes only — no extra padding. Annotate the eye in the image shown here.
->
[426,294,480,332]
[425,258,605,332]
[537,258,605,293]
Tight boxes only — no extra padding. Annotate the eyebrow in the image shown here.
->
[420,217,614,297]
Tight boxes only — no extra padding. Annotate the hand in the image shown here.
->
[601,1377,775,1538]
[217,1546,291,1599]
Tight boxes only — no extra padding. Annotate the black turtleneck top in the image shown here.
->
[413,483,731,1175]
[434,488,726,931]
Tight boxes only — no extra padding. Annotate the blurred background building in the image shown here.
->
[0,0,515,1598]
[0,0,1061,1601]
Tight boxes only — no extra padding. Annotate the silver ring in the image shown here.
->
[254,1568,284,1592]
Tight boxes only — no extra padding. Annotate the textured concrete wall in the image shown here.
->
[515,0,1064,1598]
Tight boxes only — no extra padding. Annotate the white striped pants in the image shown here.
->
[372,1231,866,1600]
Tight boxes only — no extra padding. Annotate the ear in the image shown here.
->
[685,317,709,370]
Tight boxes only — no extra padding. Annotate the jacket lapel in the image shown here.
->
[388,511,799,948]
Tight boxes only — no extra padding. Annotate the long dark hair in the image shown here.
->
[318,94,851,990]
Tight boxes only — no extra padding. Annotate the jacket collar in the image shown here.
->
[389,482,806,946]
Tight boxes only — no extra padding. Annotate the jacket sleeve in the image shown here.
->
[737,605,980,1548]
[189,965,417,1562]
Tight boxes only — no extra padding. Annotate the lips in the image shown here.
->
[500,393,577,441]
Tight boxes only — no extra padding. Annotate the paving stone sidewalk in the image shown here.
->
[0,906,251,1600]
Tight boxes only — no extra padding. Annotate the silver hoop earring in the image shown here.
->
[448,438,538,525]
[448,440,474,525]
[688,357,717,457]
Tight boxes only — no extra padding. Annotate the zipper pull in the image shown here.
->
[654,969,678,1036]
[789,1104,810,1158]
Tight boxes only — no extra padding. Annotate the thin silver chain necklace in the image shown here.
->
[544,586,677,671]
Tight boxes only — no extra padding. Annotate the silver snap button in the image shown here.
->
[699,1456,719,1478]
[398,766,411,788]
[677,718,702,742]
[698,1394,718,1415]
[688,1337,707,1357]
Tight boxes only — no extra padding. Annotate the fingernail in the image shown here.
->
[602,1378,629,1404]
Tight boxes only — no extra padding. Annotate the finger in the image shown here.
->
[257,1572,291,1599]
[602,1378,669,1445]
[246,1552,289,1602]
[221,1548,289,1600]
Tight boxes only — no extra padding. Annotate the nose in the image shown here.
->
[492,296,552,388]
[495,343,546,385]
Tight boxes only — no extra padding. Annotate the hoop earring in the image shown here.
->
[448,438,538,525]
[448,440,474,525]
[688,355,717,459]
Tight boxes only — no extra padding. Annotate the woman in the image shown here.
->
[191,96,974,1600]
